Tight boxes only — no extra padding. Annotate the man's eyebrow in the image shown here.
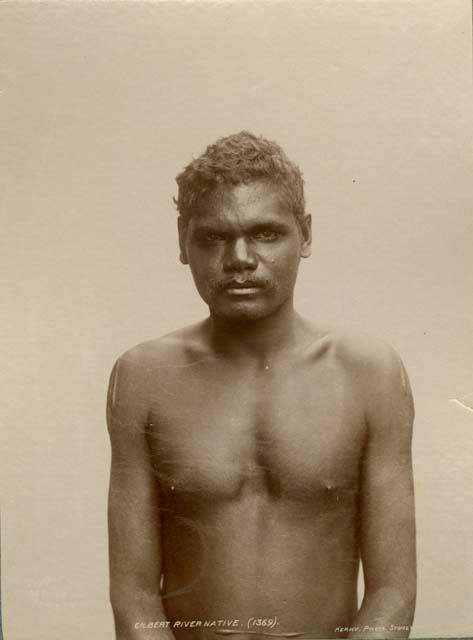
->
[193,221,291,234]
[193,224,227,234]
[248,222,290,232]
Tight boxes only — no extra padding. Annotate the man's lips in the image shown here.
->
[220,281,267,295]
[224,282,262,289]
[209,277,272,295]
[224,285,262,295]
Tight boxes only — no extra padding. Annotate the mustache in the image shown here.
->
[209,277,274,293]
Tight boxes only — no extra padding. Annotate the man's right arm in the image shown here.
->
[107,351,174,640]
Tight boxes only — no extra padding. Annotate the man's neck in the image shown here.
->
[207,298,304,363]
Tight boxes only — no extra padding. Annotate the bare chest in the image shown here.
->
[147,363,365,501]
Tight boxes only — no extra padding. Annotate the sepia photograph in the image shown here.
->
[1,2,472,639]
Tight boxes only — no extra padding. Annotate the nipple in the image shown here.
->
[324,479,337,492]
[324,480,341,502]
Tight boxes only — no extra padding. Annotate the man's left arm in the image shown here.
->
[349,347,416,638]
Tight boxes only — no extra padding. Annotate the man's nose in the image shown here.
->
[223,237,257,272]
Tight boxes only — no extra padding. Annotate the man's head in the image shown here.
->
[174,132,311,321]
[175,131,306,228]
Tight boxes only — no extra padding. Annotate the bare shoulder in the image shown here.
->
[311,324,414,425]
[107,320,210,425]
[331,328,405,376]
[113,320,210,374]
[302,319,401,368]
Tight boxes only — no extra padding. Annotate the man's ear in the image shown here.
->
[177,216,188,265]
[300,213,312,258]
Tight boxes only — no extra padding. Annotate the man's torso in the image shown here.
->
[129,323,371,638]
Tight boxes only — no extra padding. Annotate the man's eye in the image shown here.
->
[253,230,279,241]
[202,232,225,242]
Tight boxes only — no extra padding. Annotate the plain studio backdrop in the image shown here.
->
[1,1,472,639]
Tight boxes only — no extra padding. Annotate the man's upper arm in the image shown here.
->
[360,346,416,612]
[107,350,163,608]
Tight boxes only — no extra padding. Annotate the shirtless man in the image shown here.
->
[107,132,416,640]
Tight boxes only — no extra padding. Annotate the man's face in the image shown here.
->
[178,181,311,321]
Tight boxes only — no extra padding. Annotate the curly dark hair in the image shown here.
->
[174,131,305,224]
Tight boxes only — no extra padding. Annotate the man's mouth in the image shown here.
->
[209,277,272,297]
[225,285,261,295]
[221,280,266,295]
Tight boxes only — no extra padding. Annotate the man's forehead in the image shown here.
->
[193,180,290,223]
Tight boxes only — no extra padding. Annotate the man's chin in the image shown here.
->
[209,300,273,323]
